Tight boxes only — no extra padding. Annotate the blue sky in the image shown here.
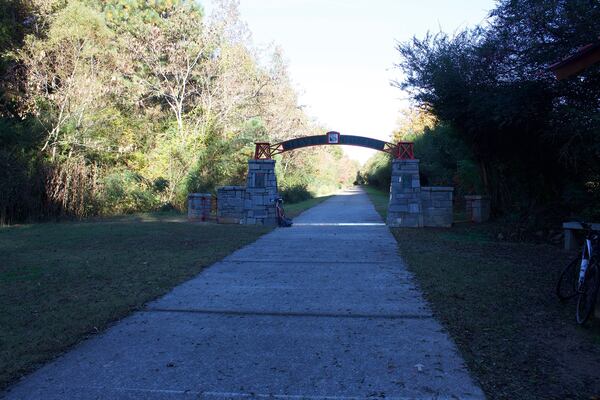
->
[204,0,496,163]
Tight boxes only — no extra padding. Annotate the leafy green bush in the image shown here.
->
[0,0,359,223]
[362,152,392,190]
[280,183,313,204]
[455,159,483,194]
[413,124,482,198]
[361,124,483,202]
[0,150,33,225]
[152,177,169,193]
[100,170,158,214]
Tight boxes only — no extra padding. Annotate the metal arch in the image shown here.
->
[253,132,414,160]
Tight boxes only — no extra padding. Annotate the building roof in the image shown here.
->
[548,41,600,80]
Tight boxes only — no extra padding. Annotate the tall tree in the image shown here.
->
[395,0,600,218]
[18,1,115,160]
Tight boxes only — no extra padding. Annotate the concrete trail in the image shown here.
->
[3,187,485,400]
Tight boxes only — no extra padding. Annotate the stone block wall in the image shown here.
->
[421,187,453,227]
[224,156,455,228]
[187,193,212,221]
[387,159,423,227]
[242,159,278,225]
[216,186,245,223]
[387,159,454,228]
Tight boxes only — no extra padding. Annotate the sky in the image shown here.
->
[205,0,496,164]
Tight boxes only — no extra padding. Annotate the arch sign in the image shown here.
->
[254,131,414,160]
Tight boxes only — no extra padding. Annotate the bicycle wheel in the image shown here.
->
[556,257,580,301]
[576,261,600,325]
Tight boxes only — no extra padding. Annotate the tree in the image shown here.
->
[392,107,436,142]
[394,0,600,219]
[122,3,206,146]
[0,0,359,222]
[18,1,115,160]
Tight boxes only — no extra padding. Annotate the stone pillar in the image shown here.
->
[465,195,490,223]
[242,159,278,225]
[187,193,211,221]
[387,159,423,228]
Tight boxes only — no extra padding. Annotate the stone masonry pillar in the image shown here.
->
[387,159,423,228]
[242,159,278,225]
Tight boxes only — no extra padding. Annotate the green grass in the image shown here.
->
[0,220,270,388]
[365,186,600,399]
[0,194,325,389]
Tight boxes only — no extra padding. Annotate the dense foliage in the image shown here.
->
[0,0,358,224]
[364,0,600,223]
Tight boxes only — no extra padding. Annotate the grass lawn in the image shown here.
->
[0,196,324,389]
[365,186,600,400]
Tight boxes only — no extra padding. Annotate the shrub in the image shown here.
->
[280,184,312,203]
[362,152,392,190]
[100,169,158,214]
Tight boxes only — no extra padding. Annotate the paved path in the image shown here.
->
[3,188,484,399]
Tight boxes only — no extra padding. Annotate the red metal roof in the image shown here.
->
[548,41,600,80]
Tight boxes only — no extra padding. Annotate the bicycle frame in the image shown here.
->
[578,224,600,289]
[578,238,593,290]
[556,222,600,324]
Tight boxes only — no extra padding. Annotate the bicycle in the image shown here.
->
[556,222,600,325]
[275,197,293,227]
